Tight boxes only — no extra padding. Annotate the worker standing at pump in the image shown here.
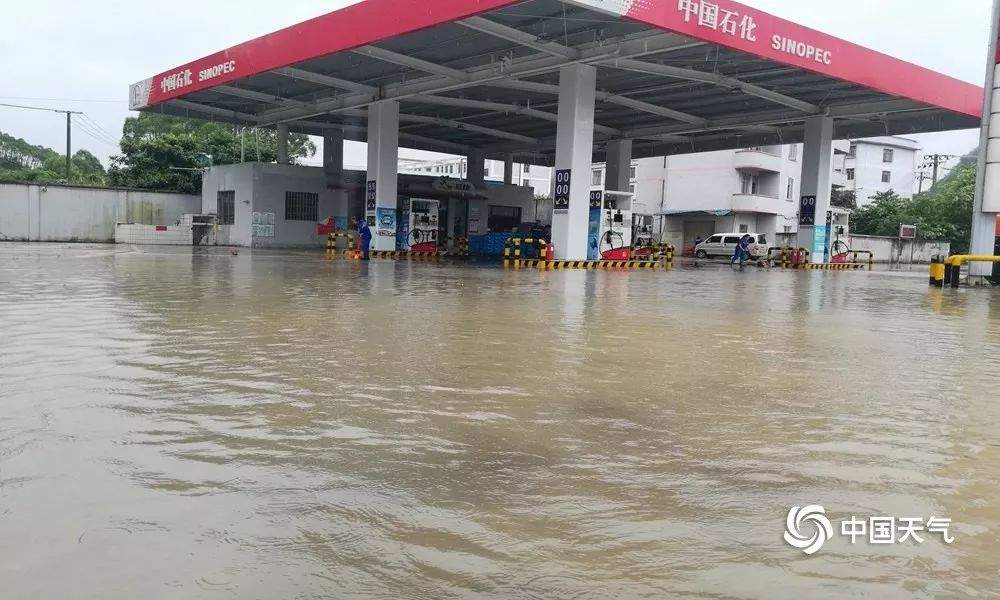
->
[732,234,752,268]
[358,217,372,261]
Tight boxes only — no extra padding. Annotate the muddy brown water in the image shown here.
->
[1,243,998,599]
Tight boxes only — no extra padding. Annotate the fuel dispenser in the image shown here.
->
[588,190,633,260]
[632,214,655,248]
[397,198,440,252]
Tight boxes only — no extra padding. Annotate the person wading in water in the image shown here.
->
[358,217,373,261]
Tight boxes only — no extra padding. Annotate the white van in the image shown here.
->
[695,233,768,260]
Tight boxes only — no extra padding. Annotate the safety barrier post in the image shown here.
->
[929,256,945,287]
[941,255,1000,288]
[503,238,520,269]
[327,232,359,259]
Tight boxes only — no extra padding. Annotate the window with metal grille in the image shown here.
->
[285,191,319,222]
[217,190,235,225]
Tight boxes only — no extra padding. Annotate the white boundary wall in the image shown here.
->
[845,234,951,264]
[0,183,200,243]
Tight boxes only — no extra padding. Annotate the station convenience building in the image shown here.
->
[129,0,984,262]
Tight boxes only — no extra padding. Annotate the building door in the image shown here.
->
[683,220,716,249]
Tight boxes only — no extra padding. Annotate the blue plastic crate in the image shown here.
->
[470,233,514,257]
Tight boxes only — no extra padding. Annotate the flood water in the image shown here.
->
[1,243,999,599]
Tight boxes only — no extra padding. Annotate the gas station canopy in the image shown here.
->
[130,0,983,164]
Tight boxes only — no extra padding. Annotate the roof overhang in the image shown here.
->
[129,0,983,165]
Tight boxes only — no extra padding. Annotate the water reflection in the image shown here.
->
[0,243,998,599]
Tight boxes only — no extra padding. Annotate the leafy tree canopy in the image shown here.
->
[108,114,316,194]
[0,132,107,186]
[850,164,976,253]
[831,189,857,210]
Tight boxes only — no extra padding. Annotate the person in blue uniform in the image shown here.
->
[358,217,372,260]
[732,234,752,267]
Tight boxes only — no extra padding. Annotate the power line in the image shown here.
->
[74,114,119,147]
[0,96,123,104]
[79,113,118,141]
[71,115,118,149]
[0,101,82,115]
[0,102,83,180]
[919,154,958,185]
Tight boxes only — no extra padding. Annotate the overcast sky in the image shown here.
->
[0,0,992,171]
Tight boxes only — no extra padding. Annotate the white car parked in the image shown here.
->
[695,233,768,260]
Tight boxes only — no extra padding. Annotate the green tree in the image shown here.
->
[850,165,977,253]
[850,190,908,237]
[108,114,315,193]
[830,188,857,210]
[0,132,61,170]
[0,132,107,185]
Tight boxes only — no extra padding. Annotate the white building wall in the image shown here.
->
[201,162,256,247]
[400,157,553,200]
[845,136,920,206]
[202,163,350,249]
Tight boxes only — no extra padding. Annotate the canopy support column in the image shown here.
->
[323,130,346,217]
[276,124,289,165]
[467,150,486,187]
[970,0,1000,280]
[798,116,834,263]
[551,63,597,261]
[504,154,514,186]
[366,100,400,251]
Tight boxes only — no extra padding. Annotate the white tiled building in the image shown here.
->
[399,157,552,198]
[843,136,921,206]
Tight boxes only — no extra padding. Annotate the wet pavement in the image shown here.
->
[1,243,999,599]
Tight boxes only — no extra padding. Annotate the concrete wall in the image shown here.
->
[0,183,200,243]
[845,234,950,264]
[115,224,199,245]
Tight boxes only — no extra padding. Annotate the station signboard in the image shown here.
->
[799,195,817,227]
[554,169,572,211]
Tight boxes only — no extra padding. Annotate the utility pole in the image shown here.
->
[0,102,82,182]
[922,154,957,185]
[917,171,933,194]
[66,112,72,181]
